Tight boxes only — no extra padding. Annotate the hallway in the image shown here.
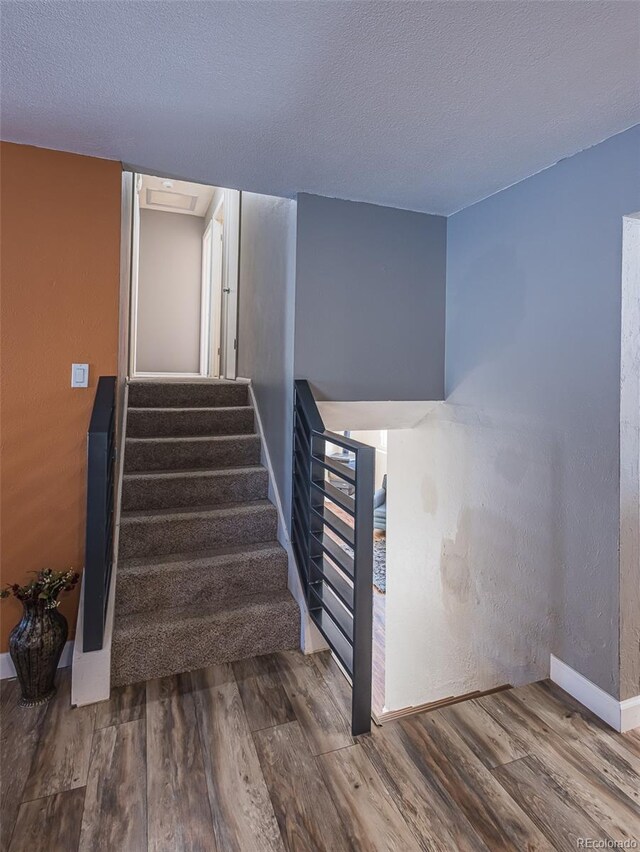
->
[3,649,639,851]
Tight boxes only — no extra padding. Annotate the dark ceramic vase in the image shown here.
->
[9,601,68,706]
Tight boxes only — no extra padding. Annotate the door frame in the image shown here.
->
[127,173,141,378]
[211,208,225,378]
[200,219,214,377]
[200,196,225,378]
[221,188,241,380]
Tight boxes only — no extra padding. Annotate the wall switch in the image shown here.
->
[71,363,89,388]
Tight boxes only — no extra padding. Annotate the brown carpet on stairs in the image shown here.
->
[112,381,299,686]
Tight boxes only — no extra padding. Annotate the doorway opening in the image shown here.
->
[128,173,240,380]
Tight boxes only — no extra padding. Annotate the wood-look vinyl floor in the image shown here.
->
[2,653,639,852]
[371,586,385,715]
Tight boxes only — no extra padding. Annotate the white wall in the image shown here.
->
[386,408,557,709]
[136,208,203,373]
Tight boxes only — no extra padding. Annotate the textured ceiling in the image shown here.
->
[1,1,638,214]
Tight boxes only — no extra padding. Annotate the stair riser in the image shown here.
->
[127,407,255,438]
[128,382,248,408]
[124,437,260,472]
[111,597,299,686]
[116,551,289,616]
[119,508,277,558]
[122,469,269,511]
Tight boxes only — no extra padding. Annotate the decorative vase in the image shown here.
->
[9,601,68,706]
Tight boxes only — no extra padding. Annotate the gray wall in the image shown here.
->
[444,125,639,699]
[294,194,447,401]
[238,193,297,521]
[137,209,203,373]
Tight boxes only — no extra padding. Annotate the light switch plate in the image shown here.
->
[71,363,89,388]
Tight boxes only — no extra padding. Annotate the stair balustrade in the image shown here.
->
[83,376,117,652]
[292,379,375,735]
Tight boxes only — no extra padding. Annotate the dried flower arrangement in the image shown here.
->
[1,568,80,608]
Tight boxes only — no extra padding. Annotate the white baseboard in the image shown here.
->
[550,654,640,732]
[1,640,74,680]
[246,382,327,655]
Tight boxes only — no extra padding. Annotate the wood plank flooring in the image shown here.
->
[371,585,385,715]
[1,652,638,852]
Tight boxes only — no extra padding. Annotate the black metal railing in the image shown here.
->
[292,380,375,735]
[83,376,117,652]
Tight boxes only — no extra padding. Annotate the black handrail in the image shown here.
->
[292,380,375,735]
[83,376,117,652]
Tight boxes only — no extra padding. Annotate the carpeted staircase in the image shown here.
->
[111,380,299,686]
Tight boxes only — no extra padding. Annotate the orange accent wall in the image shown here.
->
[1,143,121,652]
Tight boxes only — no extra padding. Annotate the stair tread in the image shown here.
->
[119,540,285,570]
[128,379,242,386]
[123,464,265,481]
[126,433,259,444]
[115,587,296,633]
[127,381,250,411]
[115,379,298,686]
[121,498,274,521]
[128,405,253,412]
